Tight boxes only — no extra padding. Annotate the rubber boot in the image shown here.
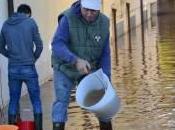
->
[8,114,17,125]
[16,113,21,124]
[53,122,65,130]
[34,113,43,130]
[99,120,112,130]
[17,105,21,123]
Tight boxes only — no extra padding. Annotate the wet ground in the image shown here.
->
[2,13,175,130]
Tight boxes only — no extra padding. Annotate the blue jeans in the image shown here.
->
[8,65,42,115]
[52,70,73,122]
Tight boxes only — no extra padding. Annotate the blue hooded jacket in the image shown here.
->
[0,13,43,65]
[51,1,111,79]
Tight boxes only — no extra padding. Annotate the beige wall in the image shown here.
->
[0,0,9,107]
[103,0,157,28]
[102,0,157,40]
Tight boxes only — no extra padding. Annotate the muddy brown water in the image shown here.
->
[83,89,105,107]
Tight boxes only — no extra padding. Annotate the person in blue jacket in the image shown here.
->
[0,4,43,130]
[51,0,112,130]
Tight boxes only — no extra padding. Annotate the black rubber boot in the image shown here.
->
[99,120,112,130]
[16,113,21,123]
[34,113,43,130]
[53,122,65,130]
[8,114,17,125]
[16,105,21,123]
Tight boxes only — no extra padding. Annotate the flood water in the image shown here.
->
[112,14,175,130]
[7,10,175,130]
[83,89,105,107]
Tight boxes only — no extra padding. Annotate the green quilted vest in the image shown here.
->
[52,9,109,81]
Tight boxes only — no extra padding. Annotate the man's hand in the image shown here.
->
[75,58,91,74]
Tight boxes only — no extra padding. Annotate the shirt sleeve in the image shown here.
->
[100,34,111,80]
[0,31,8,58]
[51,16,77,64]
[32,19,43,60]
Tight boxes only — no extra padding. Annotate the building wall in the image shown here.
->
[104,0,157,30]
[158,0,175,14]
[0,0,9,107]
[102,0,157,43]
[0,0,74,107]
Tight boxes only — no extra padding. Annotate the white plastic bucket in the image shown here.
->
[76,69,120,120]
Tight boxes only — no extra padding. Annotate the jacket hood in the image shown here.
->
[6,13,29,25]
[70,1,81,17]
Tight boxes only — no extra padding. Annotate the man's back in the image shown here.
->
[1,13,43,65]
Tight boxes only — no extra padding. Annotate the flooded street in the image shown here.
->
[110,14,175,130]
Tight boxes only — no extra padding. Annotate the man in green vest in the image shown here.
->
[51,0,112,129]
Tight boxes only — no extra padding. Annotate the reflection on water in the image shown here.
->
[66,15,175,130]
[111,14,175,130]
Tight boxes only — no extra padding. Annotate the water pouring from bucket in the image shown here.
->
[76,69,120,121]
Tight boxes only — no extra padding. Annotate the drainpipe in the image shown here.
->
[126,3,132,52]
[112,8,118,64]
[8,0,14,17]
[140,0,145,46]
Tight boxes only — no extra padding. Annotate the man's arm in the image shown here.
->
[0,32,8,58]
[100,34,111,80]
[32,20,43,60]
[51,16,77,64]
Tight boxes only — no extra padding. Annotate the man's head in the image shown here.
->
[80,0,101,23]
[17,4,32,17]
